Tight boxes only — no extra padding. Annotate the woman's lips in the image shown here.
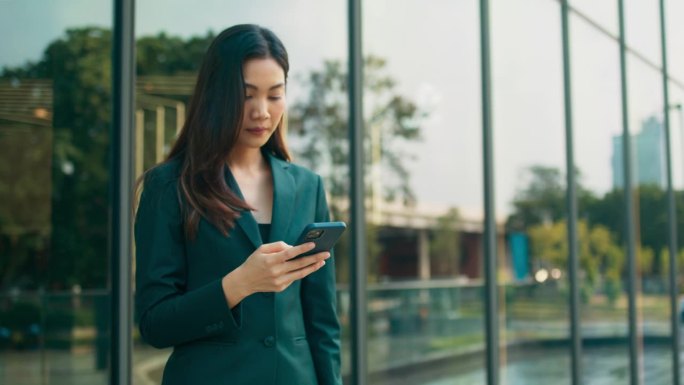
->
[246,127,268,135]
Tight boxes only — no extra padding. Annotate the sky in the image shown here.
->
[1,0,684,221]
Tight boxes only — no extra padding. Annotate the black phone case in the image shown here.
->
[293,222,346,258]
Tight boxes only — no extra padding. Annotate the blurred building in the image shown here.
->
[612,115,666,189]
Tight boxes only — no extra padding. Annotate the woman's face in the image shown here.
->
[236,57,287,151]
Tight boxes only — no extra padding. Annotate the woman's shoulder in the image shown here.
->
[142,158,183,190]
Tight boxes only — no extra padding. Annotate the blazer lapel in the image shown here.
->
[224,166,262,249]
[267,153,295,244]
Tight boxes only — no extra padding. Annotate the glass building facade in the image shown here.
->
[1,1,684,384]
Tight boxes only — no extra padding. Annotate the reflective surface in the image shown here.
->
[2,1,684,384]
[570,0,618,35]
[627,5,671,379]
[0,0,113,384]
[666,0,684,83]
[362,0,485,383]
[571,9,631,384]
[491,0,570,383]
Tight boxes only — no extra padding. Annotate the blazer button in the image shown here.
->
[263,336,275,347]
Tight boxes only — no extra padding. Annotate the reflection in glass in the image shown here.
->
[491,0,570,383]
[362,0,484,383]
[569,0,617,36]
[1,20,113,385]
[572,12,629,384]
[665,0,684,82]
[627,53,671,383]
[624,0,661,67]
[669,83,684,385]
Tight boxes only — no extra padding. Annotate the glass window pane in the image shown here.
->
[626,2,671,379]
[569,0,618,36]
[666,0,684,82]
[669,82,684,384]
[572,11,630,385]
[0,1,113,384]
[625,0,661,67]
[362,1,485,384]
[492,0,570,383]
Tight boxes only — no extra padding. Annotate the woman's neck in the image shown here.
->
[227,147,267,174]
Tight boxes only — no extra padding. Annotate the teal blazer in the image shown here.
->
[134,152,342,385]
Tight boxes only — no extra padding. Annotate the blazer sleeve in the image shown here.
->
[301,175,342,385]
[134,169,242,349]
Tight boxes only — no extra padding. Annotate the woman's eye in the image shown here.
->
[268,96,282,101]
[245,95,253,99]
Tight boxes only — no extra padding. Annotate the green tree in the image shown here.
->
[1,27,113,289]
[508,166,565,230]
[527,220,624,305]
[429,208,462,277]
[136,31,214,75]
[507,165,596,231]
[289,56,423,207]
[659,247,684,280]
[587,223,625,304]
[584,185,672,276]
[507,164,684,279]
[0,28,218,290]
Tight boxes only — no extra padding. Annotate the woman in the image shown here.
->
[134,24,341,385]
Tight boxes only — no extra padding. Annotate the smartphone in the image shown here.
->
[293,221,347,259]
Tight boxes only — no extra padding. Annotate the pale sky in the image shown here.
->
[2,0,683,220]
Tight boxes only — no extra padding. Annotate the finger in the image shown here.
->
[283,251,330,273]
[278,242,316,262]
[280,259,326,284]
[259,241,291,254]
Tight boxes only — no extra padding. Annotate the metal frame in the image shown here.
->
[111,0,135,384]
[479,1,499,384]
[348,0,367,384]
[659,1,681,384]
[559,2,582,384]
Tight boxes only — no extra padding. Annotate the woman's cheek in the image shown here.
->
[273,100,287,121]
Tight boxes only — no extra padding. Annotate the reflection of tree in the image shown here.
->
[507,165,586,230]
[137,32,214,76]
[509,164,684,286]
[0,78,53,288]
[429,208,461,277]
[1,28,113,289]
[584,184,684,281]
[659,248,684,280]
[0,28,219,290]
[288,56,425,282]
[527,220,624,304]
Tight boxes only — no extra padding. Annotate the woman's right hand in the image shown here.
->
[221,241,331,308]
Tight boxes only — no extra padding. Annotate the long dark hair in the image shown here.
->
[141,24,291,239]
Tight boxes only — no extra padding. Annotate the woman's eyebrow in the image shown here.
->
[244,82,285,91]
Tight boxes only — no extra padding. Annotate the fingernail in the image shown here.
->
[320,260,326,266]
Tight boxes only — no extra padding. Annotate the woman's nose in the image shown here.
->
[251,100,269,120]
